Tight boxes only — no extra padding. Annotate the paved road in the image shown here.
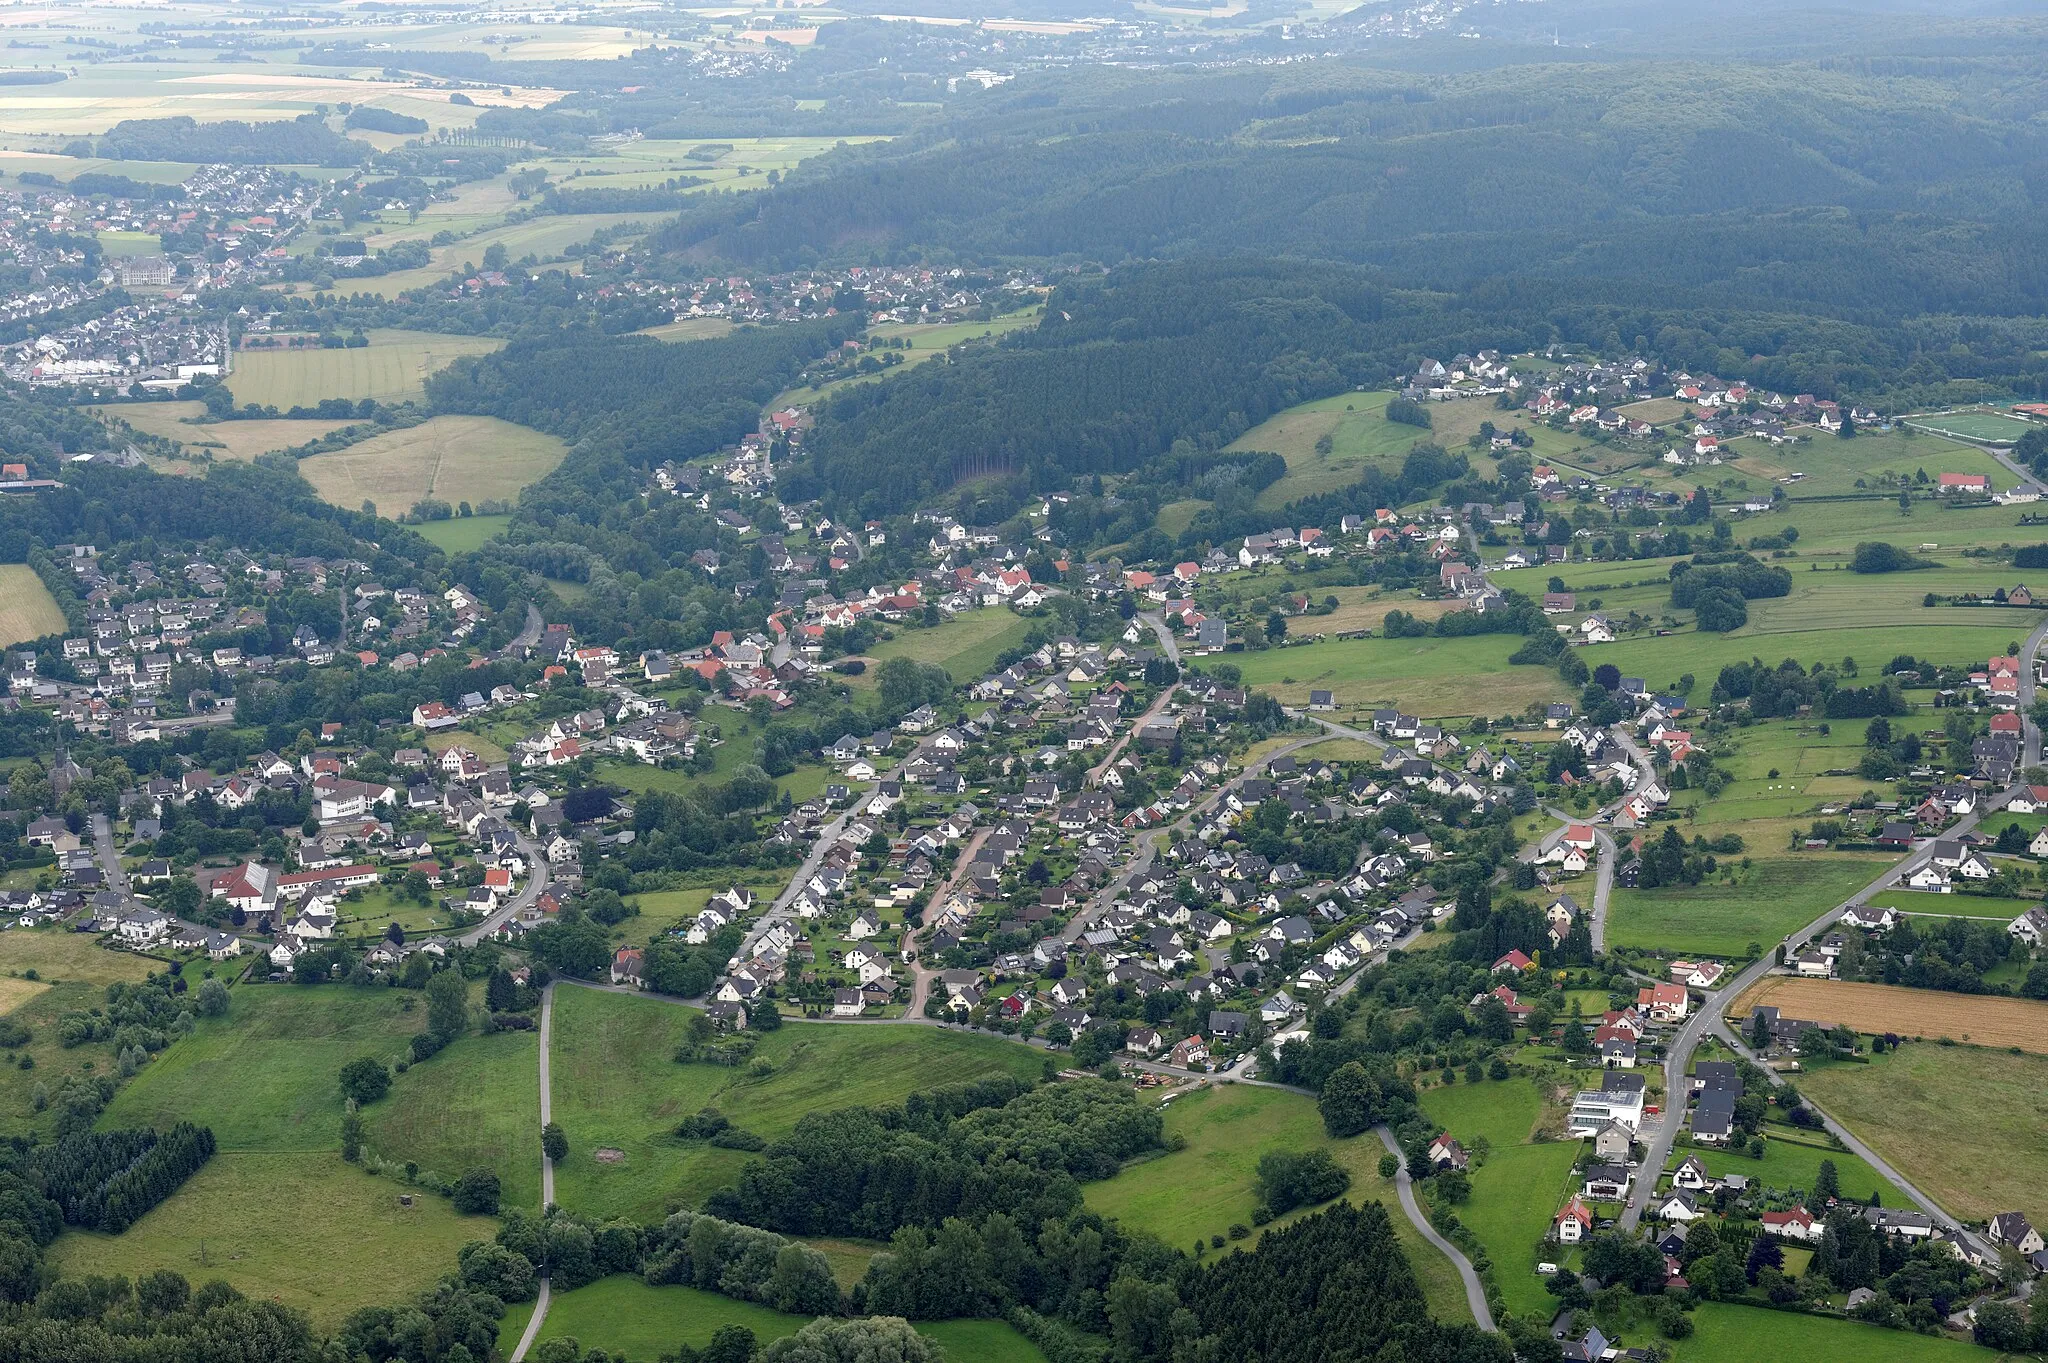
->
[457,826,554,946]
[1375,1126,1495,1330]
[1137,611,1181,666]
[2020,614,2048,768]
[91,813,128,896]
[512,602,545,652]
[511,984,557,1363]
[1987,443,2048,498]
[1701,1013,1988,1255]
[1620,800,2002,1231]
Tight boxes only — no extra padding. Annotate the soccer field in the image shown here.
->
[229,330,503,410]
[1908,410,2039,444]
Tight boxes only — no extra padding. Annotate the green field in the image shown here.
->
[1232,635,1572,720]
[340,211,680,296]
[413,514,514,552]
[1672,1302,2019,1362]
[1717,429,2003,499]
[499,1275,1051,1362]
[53,1152,496,1328]
[299,415,568,519]
[1417,1077,1578,1319]
[0,564,66,647]
[229,330,503,410]
[1863,891,2037,920]
[101,985,429,1150]
[1798,1045,2048,1227]
[770,309,1042,411]
[365,1027,543,1210]
[1581,625,2020,694]
[860,609,1034,685]
[549,988,1044,1221]
[1082,1083,1471,1323]
[1608,857,1895,958]
[1907,411,2041,445]
[96,229,162,257]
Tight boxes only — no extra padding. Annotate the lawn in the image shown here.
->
[51,1152,495,1329]
[1232,635,1572,720]
[0,564,66,647]
[548,988,1043,1222]
[1863,890,2036,920]
[499,1275,1051,1362]
[1670,1130,1902,1204]
[365,1027,542,1210]
[1607,856,1895,958]
[1418,1077,1579,1319]
[861,610,1034,685]
[413,514,513,552]
[1082,1083,1471,1323]
[1797,1044,2048,1227]
[298,415,568,518]
[1672,1302,2020,1362]
[229,330,503,409]
[100,984,429,1150]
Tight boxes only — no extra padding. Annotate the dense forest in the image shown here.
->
[425,316,859,468]
[83,114,365,166]
[653,59,2048,313]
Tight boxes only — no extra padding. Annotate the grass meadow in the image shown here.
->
[0,931,157,1138]
[1607,857,1895,959]
[229,330,503,409]
[1668,1128,1901,1204]
[100,984,430,1150]
[1671,1303,2021,1362]
[0,564,66,646]
[101,400,352,463]
[413,514,514,553]
[859,609,1034,684]
[52,1153,495,1328]
[1232,634,1572,720]
[1797,1045,2048,1227]
[547,987,1044,1222]
[1416,1077,1580,1319]
[298,415,568,518]
[497,1275,1051,1362]
[1081,1082,1472,1323]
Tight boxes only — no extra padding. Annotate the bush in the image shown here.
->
[1851,542,1930,574]
[1257,1148,1351,1215]
[1386,397,1432,428]
[452,1168,501,1215]
[338,1057,390,1105]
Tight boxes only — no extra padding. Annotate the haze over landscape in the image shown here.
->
[2,1,2048,1361]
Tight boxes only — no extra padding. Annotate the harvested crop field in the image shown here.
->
[0,565,65,647]
[1731,977,2048,1053]
[298,415,567,517]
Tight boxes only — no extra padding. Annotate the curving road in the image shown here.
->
[1376,1126,1495,1330]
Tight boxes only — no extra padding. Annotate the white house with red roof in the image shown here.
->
[1554,1196,1593,1244]
[1760,1207,1822,1243]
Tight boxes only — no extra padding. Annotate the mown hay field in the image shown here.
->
[298,415,567,517]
